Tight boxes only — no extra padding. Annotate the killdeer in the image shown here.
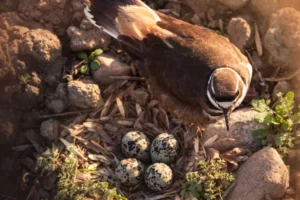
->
[83,0,253,131]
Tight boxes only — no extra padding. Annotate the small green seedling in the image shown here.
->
[19,73,32,85]
[77,48,103,75]
[251,91,300,156]
[37,144,127,200]
[181,159,235,200]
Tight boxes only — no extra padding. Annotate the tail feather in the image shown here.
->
[84,0,160,39]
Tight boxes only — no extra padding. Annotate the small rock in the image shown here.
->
[72,0,85,11]
[203,108,266,151]
[47,99,67,113]
[92,54,132,86]
[67,26,111,52]
[227,17,251,51]
[264,8,300,71]
[185,0,209,15]
[190,14,202,25]
[67,78,103,109]
[80,18,94,30]
[217,0,249,10]
[207,20,219,29]
[29,72,42,87]
[228,147,289,200]
[40,119,59,141]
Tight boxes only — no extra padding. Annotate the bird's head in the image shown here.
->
[207,68,246,131]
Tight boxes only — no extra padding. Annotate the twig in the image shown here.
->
[73,59,86,70]
[264,68,300,82]
[39,108,100,119]
[110,76,146,81]
[72,59,86,75]
[245,50,268,90]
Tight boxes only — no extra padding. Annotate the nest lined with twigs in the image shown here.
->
[36,77,211,200]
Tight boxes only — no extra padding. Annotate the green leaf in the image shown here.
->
[88,52,96,60]
[264,114,280,125]
[94,48,103,56]
[90,60,101,71]
[292,112,300,124]
[251,99,272,113]
[275,133,286,146]
[261,139,267,146]
[280,119,293,131]
[285,91,294,101]
[254,113,268,123]
[78,52,88,60]
[252,129,269,139]
[80,65,89,74]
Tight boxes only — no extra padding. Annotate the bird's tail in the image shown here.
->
[84,0,160,39]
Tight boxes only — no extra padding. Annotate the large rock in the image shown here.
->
[228,147,289,200]
[67,78,104,109]
[203,108,266,151]
[251,0,280,17]
[264,8,300,72]
[0,25,63,107]
[18,0,74,35]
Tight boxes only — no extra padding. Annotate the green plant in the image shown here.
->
[77,48,103,75]
[19,73,32,85]
[37,144,126,200]
[251,91,300,156]
[181,159,235,200]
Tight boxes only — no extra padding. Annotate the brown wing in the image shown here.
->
[134,12,249,116]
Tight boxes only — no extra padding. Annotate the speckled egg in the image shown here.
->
[115,158,145,186]
[150,133,179,164]
[121,131,151,162]
[144,163,173,191]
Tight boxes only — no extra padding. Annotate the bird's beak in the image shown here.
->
[223,109,230,131]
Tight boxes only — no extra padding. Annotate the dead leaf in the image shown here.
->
[95,126,114,144]
[101,95,113,117]
[255,22,263,56]
[63,124,87,136]
[116,97,126,118]
[117,120,134,127]
[203,135,218,147]
[136,103,142,116]
[59,137,87,160]
[208,148,220,160]
[88,154,112,165]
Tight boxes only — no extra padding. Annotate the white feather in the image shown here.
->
[242,62,253,78]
